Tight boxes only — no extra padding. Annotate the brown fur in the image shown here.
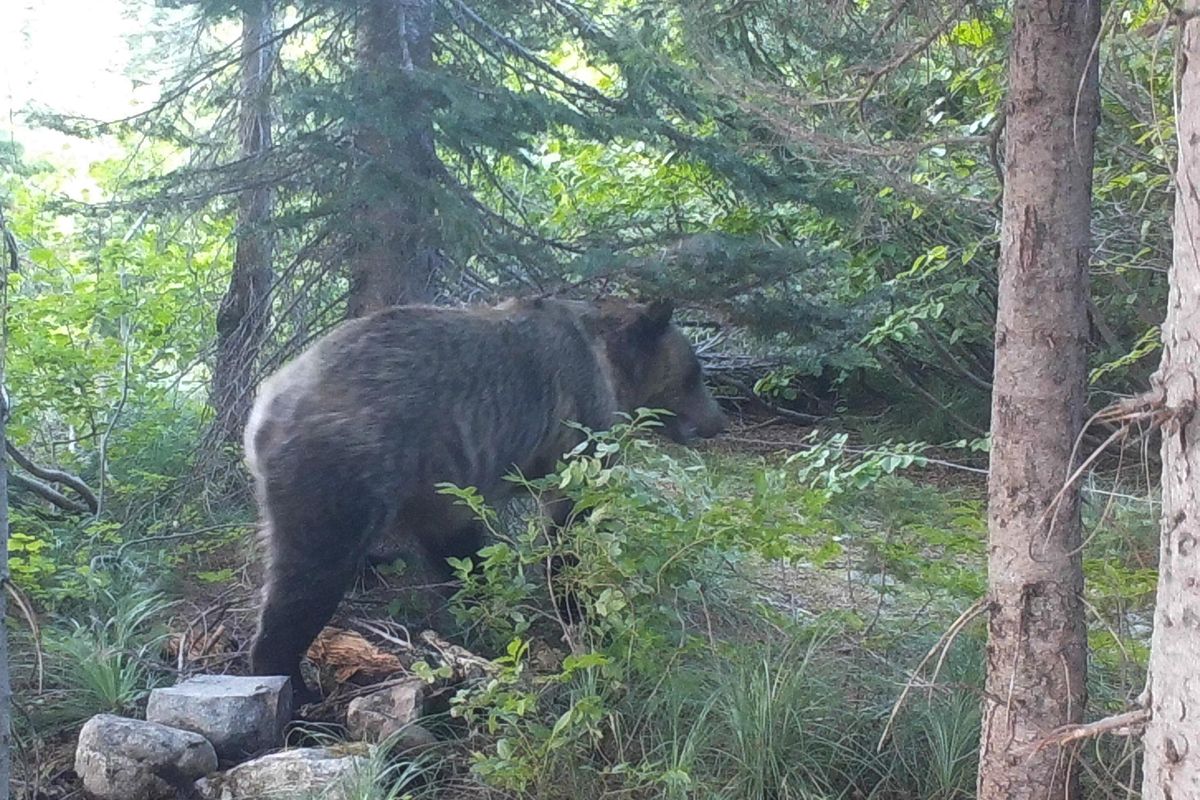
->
[243,297,726,695]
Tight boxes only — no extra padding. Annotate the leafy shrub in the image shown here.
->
[439,413,977,799]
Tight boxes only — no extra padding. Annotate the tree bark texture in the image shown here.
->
[0,364,9,800]
[0,209,16,800]
[212,0,275,443]
[1140,4,1200,796]
[346,0,442,318]
[977,2,1099,799]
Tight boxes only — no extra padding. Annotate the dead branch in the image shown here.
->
[711,374,825,425]
[96,327,133,517]
[857,0,972,119]
[418,629,499,681]
[8,473,90,515]
[447,0,616,110]
[1038,388,1169,553]
[878,597,988,751]
[880,353,987,436]
[5,580,43,694]
[114,522,250,559]
[1034,708,1150,753]
[48,9,328,137]
[1134,8,1199,38]
[918,320,992,391]
[6,440,98,512]
[346,621,500,683]
[872,0,914,44]
[707,67,990,164]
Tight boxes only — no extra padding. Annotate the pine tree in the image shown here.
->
[211,0,276,441]
[976,1,1099,797]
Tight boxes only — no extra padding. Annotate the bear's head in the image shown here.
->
[593,299,728,444]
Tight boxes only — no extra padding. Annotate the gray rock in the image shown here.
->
[146,675,292,762]
[345,679,426,743]
[75,713,217,800]
[195,747,369,800]
[385,722,439,755]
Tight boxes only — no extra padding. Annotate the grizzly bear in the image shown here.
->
[243,297,727,696]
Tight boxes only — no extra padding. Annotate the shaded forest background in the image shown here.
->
[8,0,1174,468]
[0,1,1177,798]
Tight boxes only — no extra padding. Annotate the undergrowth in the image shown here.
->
[422,414,1156,799]
[7,413,1158,799]
[20,572,175,736]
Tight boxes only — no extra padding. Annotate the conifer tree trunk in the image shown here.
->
[212,0,275,442]
[976,2,1099,798]
[0,208,15,800]
[1140,3,1200,794]
[346,0,442,318]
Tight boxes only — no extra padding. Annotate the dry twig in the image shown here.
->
[878,597,988,751]
[856,0,972,121]
[4,581,43,694]
[1033,708,1150,753]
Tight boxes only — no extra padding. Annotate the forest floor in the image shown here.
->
[13,415,1158,800]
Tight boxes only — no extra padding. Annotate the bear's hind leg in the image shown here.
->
[248,482,383,701]
[249,539,360,701]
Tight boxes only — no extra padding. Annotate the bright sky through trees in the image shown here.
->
[1,0,185,193]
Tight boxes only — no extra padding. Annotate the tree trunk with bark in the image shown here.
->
[976,2,1100,798]
[0,207,16,800]
[346,0,442,318]
[212,0,276,443]
[1140,3,1200,795]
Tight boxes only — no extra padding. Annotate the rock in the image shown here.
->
[75,713,217,800]
[345,678,426,743]
[195,747,369,800]
[146,675,292,762]
[386,722,439,755]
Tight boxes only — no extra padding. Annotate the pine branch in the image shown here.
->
[447,0,617,110]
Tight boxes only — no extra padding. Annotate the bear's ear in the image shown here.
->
[631,299,674,341]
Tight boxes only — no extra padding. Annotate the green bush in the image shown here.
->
[436,414,998,799]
